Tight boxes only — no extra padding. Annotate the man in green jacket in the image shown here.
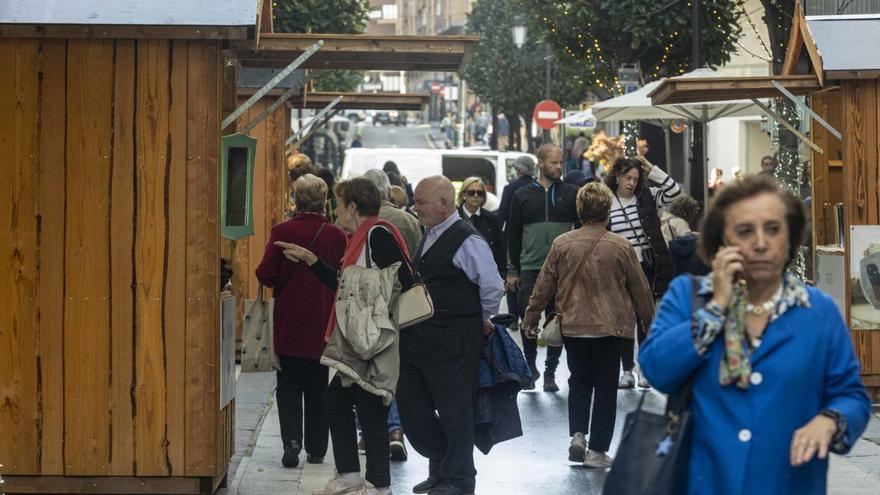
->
[506,144,579,391]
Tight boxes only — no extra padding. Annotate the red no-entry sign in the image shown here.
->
[533,100,563,130]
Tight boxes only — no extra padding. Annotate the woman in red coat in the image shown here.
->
[256,173,347,468]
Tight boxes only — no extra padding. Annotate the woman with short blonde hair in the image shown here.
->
[457,177,506,276]
[294,174,329,214]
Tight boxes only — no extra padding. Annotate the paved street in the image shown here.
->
[221,339,880,495]
[357,122,439,149]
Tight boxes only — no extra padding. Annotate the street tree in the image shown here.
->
[464,0,594,150]
[524,0,745,94]
[273,0,370,92]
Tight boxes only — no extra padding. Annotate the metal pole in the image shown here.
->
[691,0,701,69]
[544,47,552,144]
[459,78,467,149]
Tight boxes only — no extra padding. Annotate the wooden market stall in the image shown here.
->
[0,1,262,492]
[650,6,880,391]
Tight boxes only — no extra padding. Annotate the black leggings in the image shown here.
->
[564,336,621,451]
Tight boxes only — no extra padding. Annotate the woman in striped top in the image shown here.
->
[605,156,681,388]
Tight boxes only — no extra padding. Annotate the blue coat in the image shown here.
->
[640,275,870,495]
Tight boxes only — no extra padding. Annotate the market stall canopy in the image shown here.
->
[232,33,478,72]
[799,14,880,80]
[555,109,596,125]
[238,90,429,111]
[0,0,259,39]
[649,74,822,105]
[592,68,767,122]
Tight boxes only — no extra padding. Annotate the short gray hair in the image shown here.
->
[363,169,391,201]
[514,155,535,176]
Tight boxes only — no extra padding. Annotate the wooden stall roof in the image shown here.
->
[0,0,259,39]
[803,15,880,80]
[649,75,823,105]
[288,92,430,111]
[232,33,478,72]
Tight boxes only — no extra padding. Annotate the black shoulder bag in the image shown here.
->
[616,192,657,275]
[602,275,706,495]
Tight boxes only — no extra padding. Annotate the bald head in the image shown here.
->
[413,175,456,227]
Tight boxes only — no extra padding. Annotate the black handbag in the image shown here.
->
[616,193,657,274]
[602,276,704,495]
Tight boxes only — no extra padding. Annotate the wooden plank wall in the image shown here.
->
[810,89,846,245]
[0,38,226,479]
[842,79,880,382]
[221,99,288,350]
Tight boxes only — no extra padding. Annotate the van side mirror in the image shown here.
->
[221,133,257,240]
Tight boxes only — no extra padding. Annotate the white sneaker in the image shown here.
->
[312,473,365,495]
[354,481,392,495]
[617,371,635,389]
[637,373,651,388]
[583,450,614,469]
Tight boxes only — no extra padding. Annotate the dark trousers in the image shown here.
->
[397,326,482,494]
[564,336,621,452]
[276,355,329,456]
[620,260,654,372]
[517,269,563,376]
[324,375,391,487]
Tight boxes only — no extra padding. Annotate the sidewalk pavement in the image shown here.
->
[221,367,880,495]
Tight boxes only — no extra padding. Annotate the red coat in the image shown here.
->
[255,212,347,359]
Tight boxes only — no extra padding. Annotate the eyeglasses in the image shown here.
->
[464,189,486,197]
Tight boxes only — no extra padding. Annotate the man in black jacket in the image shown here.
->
[399,176,504,495]
[498,155,535,329]
[506,144,579,392]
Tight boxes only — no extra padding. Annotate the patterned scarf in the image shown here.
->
[719,280,750,389]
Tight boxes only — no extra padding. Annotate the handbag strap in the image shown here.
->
[615,193,650,247]
[662,275,707,417]
[364,225,421,282]
[306,222,327,251]
[572,231,608,278]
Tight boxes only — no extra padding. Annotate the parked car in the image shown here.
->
[341,148,537,213]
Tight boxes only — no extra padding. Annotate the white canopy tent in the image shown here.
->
[554,108,596,126]
[590,68,767,195]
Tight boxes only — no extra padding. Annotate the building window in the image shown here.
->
[382,4,398,20]
[369,9,383,20]
[435,0,442,16]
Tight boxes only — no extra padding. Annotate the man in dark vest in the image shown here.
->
[398,175,504,495]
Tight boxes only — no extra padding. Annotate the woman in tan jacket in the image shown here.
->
[522,182,654,469]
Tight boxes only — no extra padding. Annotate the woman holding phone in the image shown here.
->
[639,174,870,494]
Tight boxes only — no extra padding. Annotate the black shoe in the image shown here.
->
[524,368,540,390]
[281,440,301,468]
[412,476,442,494]
[543,374,559,392]
[306,454,324,464]
[427,482,467,495]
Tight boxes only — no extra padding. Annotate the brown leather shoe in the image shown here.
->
[389,430,407,461]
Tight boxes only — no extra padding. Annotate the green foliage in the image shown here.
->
[313,70,366,93]
[273,0,370,34]
[272,1,370,93]
[524,0,745,90]
[464,0,593,118]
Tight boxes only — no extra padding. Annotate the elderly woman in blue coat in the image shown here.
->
[639,174,870,495]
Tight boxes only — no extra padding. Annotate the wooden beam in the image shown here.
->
[781,1,803,76]
[232,33,478,72]
[799,15,825,86]
[236,90,430,110]
[825,70,880,81]
[0,24,251,40]
[649,75,823,105]
[2,475,204,494]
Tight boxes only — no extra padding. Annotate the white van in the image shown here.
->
[340,148,537,212]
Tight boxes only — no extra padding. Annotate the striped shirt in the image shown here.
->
[608,166,681,261]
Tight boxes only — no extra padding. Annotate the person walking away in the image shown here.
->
[457,177,506,277]
[362,168,424,461]
[496,113,510,151]
[507,144,579,391]
[640,174,870,495]
[605,155,680,388]
[497,156,535,329]
[275,178,413,495]
[522,182,653,467]
[571,132,589,173]
[256,174,348,469]
[661,195,709,277]
[398,176,504,495]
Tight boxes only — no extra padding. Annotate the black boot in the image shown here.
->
[281,440,301,468]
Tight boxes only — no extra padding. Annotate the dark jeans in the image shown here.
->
[517,269,562,376]
[276,355,329,456]
[564,336,621,452]
[324,375,391,487]
[620,260,654,372]
[398,326,482,494]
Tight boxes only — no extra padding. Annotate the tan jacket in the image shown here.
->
[523,224,654,338]
[379,201,422,258]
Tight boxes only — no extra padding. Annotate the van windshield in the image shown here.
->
[442,156,496,193]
